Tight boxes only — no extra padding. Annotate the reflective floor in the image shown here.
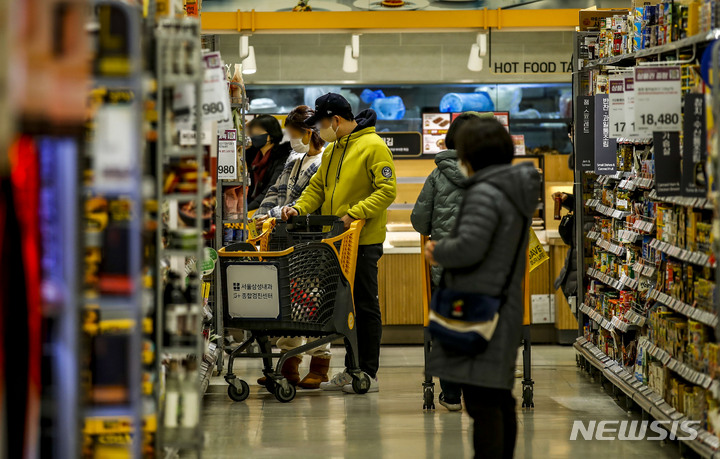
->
[199,345,682,458]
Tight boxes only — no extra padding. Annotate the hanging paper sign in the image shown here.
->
[202,52,232,122]
[594,94,617,175]
[218,129,237,179]
[653,131,681,197]
[576,96,595,172]
[623,76,639,138]
[528,229,549,273]
[681,94,707,197]
[608,76,626,138]
[93,105,137,192]
[634,66,682,134]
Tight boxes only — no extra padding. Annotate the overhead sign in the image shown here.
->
[681,94,707,197]
[653,131,681,197]
[576,96,594,172]
[634,66,682,134]
[377,132,422,157]
[594,94,616,175]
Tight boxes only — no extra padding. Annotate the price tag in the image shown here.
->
[218,129,238,180]
[93,104,136,193]
[202,52,232,122]
[608,76,626,138]
[624,76,639,138]
[634,66,682,133]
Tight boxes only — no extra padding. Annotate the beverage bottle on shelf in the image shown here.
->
[164,359,180,429]
[231,64,244,103]
[180,358,200,428]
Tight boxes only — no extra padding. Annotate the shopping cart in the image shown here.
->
[218,216,369,403]
[420,235,535,410]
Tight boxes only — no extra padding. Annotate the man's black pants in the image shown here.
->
[461,385,517,459]
[345,243,383,379]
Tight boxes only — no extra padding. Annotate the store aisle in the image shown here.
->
[200,345,680,459]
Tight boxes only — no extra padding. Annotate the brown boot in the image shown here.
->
[257,356,302,386]
[297,356,330,389]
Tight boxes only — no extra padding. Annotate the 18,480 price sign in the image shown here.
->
[634,66,682,134]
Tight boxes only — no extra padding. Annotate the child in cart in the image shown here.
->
[411,113,482,411]
[252,105,330,389]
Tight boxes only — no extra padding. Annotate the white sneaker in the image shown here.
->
[320,371,353,391]
[342,372,379,394]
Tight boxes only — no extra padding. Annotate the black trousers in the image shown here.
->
[345,244,383,379]
[461,385,517,459]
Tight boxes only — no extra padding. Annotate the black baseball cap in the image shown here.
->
[305,93,354,125]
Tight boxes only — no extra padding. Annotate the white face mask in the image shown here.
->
[457,160,470,178]
[290,137,310,153]
[318,119,339,143]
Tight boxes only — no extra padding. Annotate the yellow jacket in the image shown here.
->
[292,110,397,245]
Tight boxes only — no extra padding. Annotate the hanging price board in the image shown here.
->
[653,131,681,197]
[608,76,627,138]
[202,52,232,122]
[218,129,238,180]
[681,94,707,197]
[623,76,639,138]
[634,66,682,133]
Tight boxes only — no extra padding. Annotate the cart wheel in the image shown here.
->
[275,383,296,403]
[521,384,534,409]
[227,380,250,402]
[423,386,435,411]
[352,374,371,394]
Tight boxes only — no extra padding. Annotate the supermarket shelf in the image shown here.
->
[647,189,713,210]
[618,176,654,191]
[163,193,200,202]
[579,303,643,334]
[162,249,200,258]
[595,238,625,256]
[649,238,715,269]
[586,230,601,241]
[632,260,658,278]
[165,146,201,158]
[586,267,638,291]
[83,296,135,311]
[585,28,720,68]
[639,340,715,390]
[163,346,199,355]
[647,289,718,328]
[617,229,641,243]
[574,337,720,458]
[597,171,632,184]
[85,405,134,419]
[584,199,630,220]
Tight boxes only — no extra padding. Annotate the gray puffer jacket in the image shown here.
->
[410,150,466,286]
[427,162,541,390]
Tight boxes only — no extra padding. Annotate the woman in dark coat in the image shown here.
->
[425,117,541,459]
[246,115,292,211]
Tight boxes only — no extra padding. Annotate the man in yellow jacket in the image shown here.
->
[282,93,397,393]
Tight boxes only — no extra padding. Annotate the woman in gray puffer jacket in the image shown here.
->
[411,113,478,412]
[425,117,541,459]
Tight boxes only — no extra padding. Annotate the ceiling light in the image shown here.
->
[242,46,257,74]
[467,44,483,72]
[343,45,358,74]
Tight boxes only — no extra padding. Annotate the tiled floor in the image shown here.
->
[199,345,682,458]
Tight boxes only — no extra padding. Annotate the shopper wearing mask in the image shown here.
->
[252,106,330,390]
[280,93,397,394]
[246,115,292,211]
[410,113,481,412]
[425,117,540,459]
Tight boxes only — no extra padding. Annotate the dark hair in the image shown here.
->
[284,105,324,151]
[455,117,514,171]
[445,113,479,150]
[247,114,283,146]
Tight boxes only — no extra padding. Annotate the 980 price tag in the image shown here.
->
[634,66,682,133]
[218,129,238,180]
